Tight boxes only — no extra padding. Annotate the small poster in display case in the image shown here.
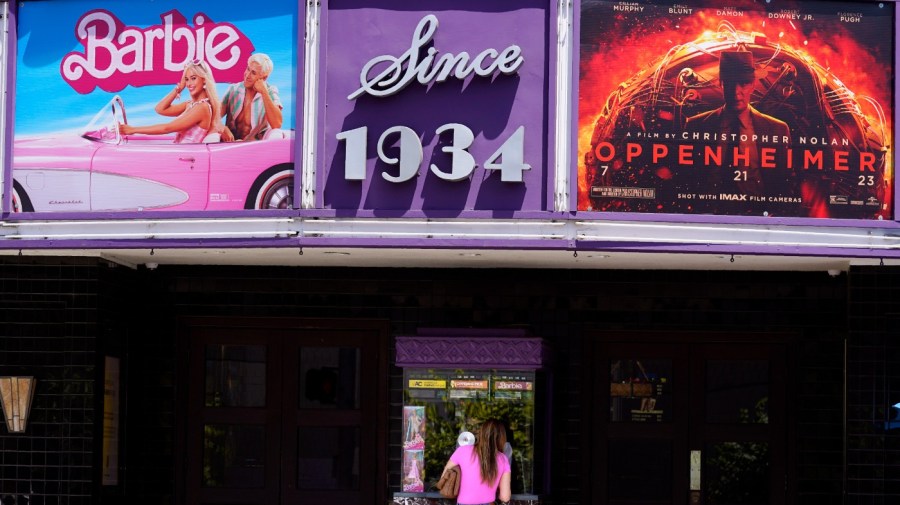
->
[402,449,425,492]
[610,358,672,423]
[403,406,426,451]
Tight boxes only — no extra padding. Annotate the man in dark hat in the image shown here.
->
[684,50,790,196]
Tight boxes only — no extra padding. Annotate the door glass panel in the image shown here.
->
[608,438,672,501]
[706,360,768,424]
[610,358,673,422]
[205,345,266,407]
[296,426,360,490]
[705,441,769,505]
[298,347,360,409]
[202,424,265,488]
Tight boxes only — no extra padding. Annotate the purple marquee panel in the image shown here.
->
[395,331,550,370]
[320,0,555,215]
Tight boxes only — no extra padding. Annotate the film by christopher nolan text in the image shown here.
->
[579,0,894,219]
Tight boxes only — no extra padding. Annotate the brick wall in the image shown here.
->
[846,266,900,505]
[0,258,105,505]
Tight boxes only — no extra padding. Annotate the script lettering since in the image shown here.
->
[348,14,524,100]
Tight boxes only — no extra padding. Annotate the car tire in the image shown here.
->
[12,181,34,212]
[246,164,294,210]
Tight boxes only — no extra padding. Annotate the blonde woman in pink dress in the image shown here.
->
[120,60,223,143]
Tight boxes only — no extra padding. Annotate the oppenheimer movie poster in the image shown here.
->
[579,0,894,219]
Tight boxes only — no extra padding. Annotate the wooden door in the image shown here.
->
[181,318,387,505]
[590,336,788,505]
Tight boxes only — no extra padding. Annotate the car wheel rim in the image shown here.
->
[260,176,292,209]
[12,189,23,213]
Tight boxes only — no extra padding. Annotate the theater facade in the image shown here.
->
[0,1,898,504]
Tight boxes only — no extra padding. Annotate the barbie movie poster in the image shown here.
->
[402,449,425,493]
[11,0,298,215]
[579,0,894,219]
[403,405,426,450]
[402,406,426,492]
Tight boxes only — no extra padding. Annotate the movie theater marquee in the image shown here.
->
[1,0,899,259]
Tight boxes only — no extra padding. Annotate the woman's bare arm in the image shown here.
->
[498,472,512,502]
[120,103,208,136]
[155,75,188,116]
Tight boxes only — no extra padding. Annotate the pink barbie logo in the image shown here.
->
[61,9,254,94]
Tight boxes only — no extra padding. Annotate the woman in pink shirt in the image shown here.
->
[443,419,512,505]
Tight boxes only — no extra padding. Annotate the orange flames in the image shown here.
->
[577,10,894,211]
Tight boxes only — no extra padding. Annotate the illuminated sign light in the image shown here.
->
[495,380,533,391]
[450,380,488,389]
[408,379,446,389]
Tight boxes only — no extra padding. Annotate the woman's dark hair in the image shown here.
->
[473,419,507,484]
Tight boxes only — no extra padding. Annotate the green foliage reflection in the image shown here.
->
[706,398,769,505]
[203,424,234,487]
[408,397,535,494]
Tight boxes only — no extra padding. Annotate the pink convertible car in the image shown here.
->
[12,96,295,213]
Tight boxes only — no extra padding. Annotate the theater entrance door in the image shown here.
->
[180,318,387,505]
[590,336,788,505]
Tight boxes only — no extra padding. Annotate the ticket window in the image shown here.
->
[393,332,549,503]
[401,369,537,494]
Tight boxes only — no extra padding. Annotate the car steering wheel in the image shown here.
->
[111,95,128,142]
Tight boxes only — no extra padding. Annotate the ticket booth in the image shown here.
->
[393,330,551,505]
